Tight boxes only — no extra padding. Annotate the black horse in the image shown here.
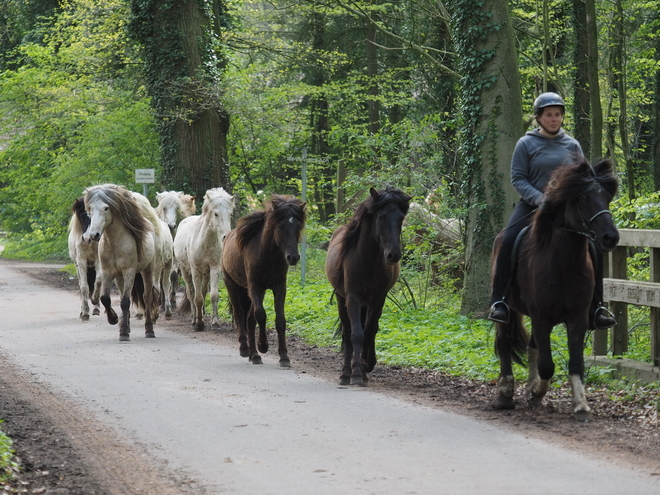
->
[491,158,619,421]
[325,187,411,386]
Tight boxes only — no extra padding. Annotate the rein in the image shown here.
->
[561,204,612,242]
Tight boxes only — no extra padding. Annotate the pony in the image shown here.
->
[131,192,175,320]
[325,187,411,385]
[67,197,101,320]
[82,184,161,341]
[491,158,619,421]
[222,195,307,367]
[155,191,196,309]
[174,187,235,332]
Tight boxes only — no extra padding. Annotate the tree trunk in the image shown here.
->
[129,0,230,200]
[572,0,591,159]
[452,0,522,316]
[585,0,603,160]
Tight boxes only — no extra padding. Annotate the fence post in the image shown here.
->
[610,245,629,356]
[651,247,660,366]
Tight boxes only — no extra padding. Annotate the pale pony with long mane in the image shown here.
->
[155,191,196,309]
[131,191,175,320]
[174,187,235,332]
[82,184,160,341]
[67,197,101,320]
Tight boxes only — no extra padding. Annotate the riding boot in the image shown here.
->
[591,305,616,330]
[488,301,510,324]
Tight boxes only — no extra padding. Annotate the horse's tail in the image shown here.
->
[86,266,96,296]
[177,292,191,314]
[494,312,529,366]
[131,273,161,314]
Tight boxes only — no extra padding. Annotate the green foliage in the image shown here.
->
[0,423,17,483]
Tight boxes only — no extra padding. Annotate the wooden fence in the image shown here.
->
[598,229,660,380]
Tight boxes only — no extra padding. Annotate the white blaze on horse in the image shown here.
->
[67,197,101,320]
[174,187,235,332]
[155,191,196,309]
[82,184,161,341]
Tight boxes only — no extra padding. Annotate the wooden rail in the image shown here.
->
[601,229,660,369]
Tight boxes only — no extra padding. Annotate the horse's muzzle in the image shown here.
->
[286,254,300,266]
[600,230,620,252]
[385,250,402,265]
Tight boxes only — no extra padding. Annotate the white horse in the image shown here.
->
[174,187,234,331]
[82,184,160,341]
[67,197,101,320]
[131,192,174,320]
[155,191,196,309]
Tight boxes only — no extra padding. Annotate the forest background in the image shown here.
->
[2,0,660,360]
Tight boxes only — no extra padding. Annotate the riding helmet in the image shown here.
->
[533,92,565,115]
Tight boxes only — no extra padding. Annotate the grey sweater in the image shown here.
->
[510,128,584,206]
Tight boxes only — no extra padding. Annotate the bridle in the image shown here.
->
[563,198,612,242]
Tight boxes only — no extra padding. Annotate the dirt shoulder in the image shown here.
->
[1,260,660,493]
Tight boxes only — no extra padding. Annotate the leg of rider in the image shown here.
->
[590,247,616,329]
[489,201,536,321]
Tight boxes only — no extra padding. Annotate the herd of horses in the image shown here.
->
[67,158,620,420]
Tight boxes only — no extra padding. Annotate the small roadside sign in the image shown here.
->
[135,169,155,184]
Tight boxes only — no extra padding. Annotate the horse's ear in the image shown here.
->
[369,187,379,199]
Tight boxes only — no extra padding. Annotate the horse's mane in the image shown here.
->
[235,195,306,251]
[131,192,162,236]
[530,158,618,246]
[337,187,411,259]
[181,194,197,217]
[201,187,235,218]
[68,197,89,238]
[84,184,153,261]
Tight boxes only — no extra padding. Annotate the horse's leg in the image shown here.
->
[494,320,516,410]
[209,267,221,331]
[99,270,118,326]
[117,273,132,341]
[169,265,179,310]
[527,322,554,403]
[272,284,290,368]
[223,274,249,357]
[188,267,205,332]
[346,294,365,386]
[567,319,591,421]
[91,265,101,316]
[75,260,91,320]
[361,304,383,382]
[335,294,353,385]
[243,285,267,365]
[141,269,156,338]
[161,260,173,320]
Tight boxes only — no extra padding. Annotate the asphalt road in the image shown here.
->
[0,259,659,495]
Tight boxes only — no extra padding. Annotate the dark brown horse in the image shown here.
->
[491,158,619,421]
[325,187,411,386]
[222,195,307,367]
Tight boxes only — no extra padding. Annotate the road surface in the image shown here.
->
[0,259,659,494]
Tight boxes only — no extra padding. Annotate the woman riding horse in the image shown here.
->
[488,92,616,330]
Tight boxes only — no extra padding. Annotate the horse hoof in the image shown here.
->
[575,410,592,422]
[145,331,156,338]
[492,398,515,410]
[195,323,205,332]
[108,315,119,325]
[527,396,544,408]
[119,334,130,342]
[92,308,100,316]
[339,376,350,386]
[239,347,249,358]
[135,313,144,320]
[80,314,90,321]
[258,343,269,353]
[279,359,291,368]
[211,323,220,331]
[350,376,366,387]
[165,314,172,321]
[250,356,263,365]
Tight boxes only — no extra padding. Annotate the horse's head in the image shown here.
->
[268,195,307,266]
[156,191,183,232]
[369,187,412,264]
[541,159,619,252]
[203,187,235,240]
[82,186,115,244]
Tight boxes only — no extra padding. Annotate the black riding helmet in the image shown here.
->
[533,92,565,116]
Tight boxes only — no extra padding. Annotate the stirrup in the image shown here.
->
[594,306,616,330]
[488,301,510,324]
